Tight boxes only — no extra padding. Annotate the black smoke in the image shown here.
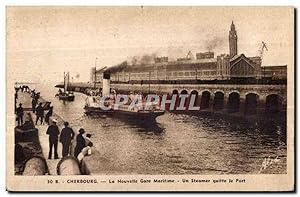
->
[105,53,157,74]
[205,37,224,52]
[104,61,129,74]
[131,53,156,65]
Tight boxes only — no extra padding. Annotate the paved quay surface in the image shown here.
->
[17,91,67,175]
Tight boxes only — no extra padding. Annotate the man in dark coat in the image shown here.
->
[46,119,59,159]
[60,122,75,157]
[45,106,53,125]
[31,98,37,113]
[16,103,24,126]
[35,103,44,125]
[74,128,86,157]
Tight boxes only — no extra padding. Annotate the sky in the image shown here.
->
[6,6,294,83]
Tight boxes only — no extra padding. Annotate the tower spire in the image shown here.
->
[229,21,238,57]
[231,21,235,30]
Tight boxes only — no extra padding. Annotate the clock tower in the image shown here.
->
[229,21,238,58]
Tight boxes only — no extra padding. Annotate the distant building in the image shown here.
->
[196,52,214,59]
[261,65,287,79]
[154,57,168,63]
[90,67,96,83]
[229,54,262,79]
[100,21,287,82]
[90,67,105,84]
[227,22,262,79]
[229,21,238,58]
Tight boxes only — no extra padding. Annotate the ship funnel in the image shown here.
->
[102,72,110,96]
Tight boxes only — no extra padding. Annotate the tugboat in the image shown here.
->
[56,72,75,101]
[84,95,165,126]
[84,72,164,120]
[84,95,164,117]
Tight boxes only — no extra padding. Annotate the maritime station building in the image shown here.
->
[83,22,288,115]
[93,22,287,84]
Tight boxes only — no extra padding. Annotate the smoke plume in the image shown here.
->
[105,53,157,74]
[205,37,224,52]
[105,61,129,74]
[131,53,156,65]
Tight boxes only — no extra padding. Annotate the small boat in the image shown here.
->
[58,91,75,101]
[84,68,164,121]
[84,96,165,120]
[56,72,75,101]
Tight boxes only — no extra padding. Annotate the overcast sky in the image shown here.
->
[7,6,294,83]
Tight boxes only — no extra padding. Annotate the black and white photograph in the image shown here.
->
[6,6,294,192]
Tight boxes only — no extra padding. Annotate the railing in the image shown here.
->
[110,78,287,85]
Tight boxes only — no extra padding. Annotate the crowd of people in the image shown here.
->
[15,85,94,163]
[15,85,30,93]
[15,86,50,127]
[46,120,93,162]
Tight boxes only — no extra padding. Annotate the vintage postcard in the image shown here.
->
[6,6,294,192]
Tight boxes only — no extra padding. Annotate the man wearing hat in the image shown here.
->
[46,119,60,159]
[35,102,44,125]
[60,122,75,157]
[16,103,24,126]
[74,128,86,157]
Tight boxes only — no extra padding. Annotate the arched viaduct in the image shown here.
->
[111,83,287,115]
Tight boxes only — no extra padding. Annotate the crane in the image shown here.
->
[258,41,268,59]
[186,50,195,60]
[258,41,268,78]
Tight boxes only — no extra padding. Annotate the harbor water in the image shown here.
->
[35,82,287,175]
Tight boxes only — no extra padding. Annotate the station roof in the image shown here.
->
[108,58,218,73]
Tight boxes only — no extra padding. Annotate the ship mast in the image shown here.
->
[94,57,98,89]
[148,71,151,93]
[63,72,65,93]
[64,72,69,93]
[67,72,70,91]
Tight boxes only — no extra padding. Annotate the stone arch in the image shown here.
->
[200,91,211,110]
[179,90,189,109]
[265,94,281,113]
[227,92,240,113]
[244,91,259,98]
[200,89,212,95]
[214,91,224,111]
[171,89,180,109]
[191,90,199,94]
[245,93,259,115]
[214,90,225,95]
[190,90,200,108]
[180,90,188,94]
[172,89,179,95]
[228,90,240,96]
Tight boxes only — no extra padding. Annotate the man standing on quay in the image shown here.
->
[31,97,37,113]
[46,119,59,159]
[16,103,24,126]
[60,122,75,157]
[35,103,44,125]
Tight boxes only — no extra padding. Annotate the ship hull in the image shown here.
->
[84,106,164,120]
[58,94,75,101]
